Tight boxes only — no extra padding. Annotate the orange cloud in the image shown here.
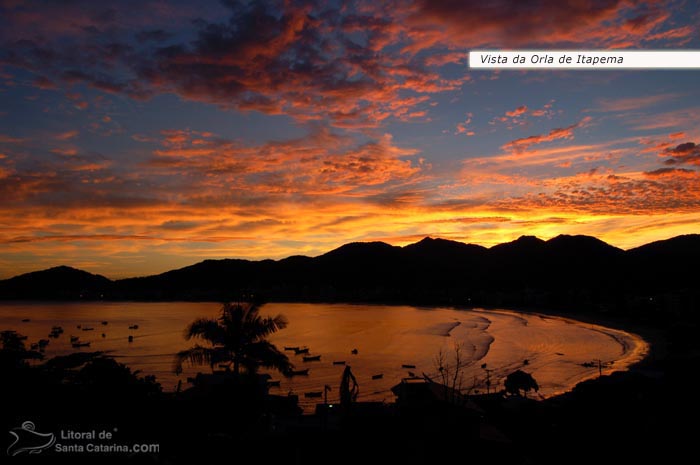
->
[54,130,79,141]
[593,94,680,112]
[506,106,528,118]
[492,169,700,215]
[1,0,698,279]
[627,108,700,131]
[1,0,688,135]
[51,147,78,156]
[660,142,700,166]
[502,117,593,153]
[0,134,24,144]
[492,101,557,127]
[424,52,467,67]
[645,25,695,43]
[455,113,474,135]
[406,0,677,51]
[644,167,697,178]
[145,127,425,198]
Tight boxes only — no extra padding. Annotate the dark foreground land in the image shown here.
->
[2,309,697,465]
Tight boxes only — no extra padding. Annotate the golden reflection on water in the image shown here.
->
[0,302,647,412]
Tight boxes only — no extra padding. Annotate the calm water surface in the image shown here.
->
[0,302,647,411]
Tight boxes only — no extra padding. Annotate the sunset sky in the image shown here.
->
[1,0,699,278]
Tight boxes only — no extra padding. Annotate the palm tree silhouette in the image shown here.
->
[174,302,292,377]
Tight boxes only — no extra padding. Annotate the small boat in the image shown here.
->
[294,347,309,355]
[351,348,358,355]
[284,346,299,351]
[70,336,79,343]
[72,342,90,348]
[284,368,310,377]
[523,359,529,365]
[101,333,106,338]
[101,321,108,325]
[407,371,416,377]
[304,391,323,398]
[128,325,139,330]
[402,364,416,369]
[333,361,346,365]
[303,355,321,362]
[371,374,383,380]
[82,327,94,331]
[267,380,281,387]
[51,326,63,332]
[128,335,134,342]
[21,318,30,322]
[77,325,81,329]
[581,362,596,368]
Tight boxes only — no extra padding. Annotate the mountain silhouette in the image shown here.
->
[404,237,488,257]
[490,235,545,254]
[1,235,699,317]
[625,234,700,292]
[0,266,111,300]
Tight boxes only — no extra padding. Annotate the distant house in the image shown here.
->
[391,377,479,409]
[395,377,480,409]
[391,377,483,438]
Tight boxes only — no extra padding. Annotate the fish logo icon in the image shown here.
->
[7,421,55,456]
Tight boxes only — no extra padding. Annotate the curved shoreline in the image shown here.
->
[0,300,652,402]
[470,307,650,398]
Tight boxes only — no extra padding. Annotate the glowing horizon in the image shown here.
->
[1,0,699,279]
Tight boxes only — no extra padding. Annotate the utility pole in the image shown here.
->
[481,363,494,394]
[594,359,612,378]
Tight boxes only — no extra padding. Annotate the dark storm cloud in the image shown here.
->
[661,142,700,166]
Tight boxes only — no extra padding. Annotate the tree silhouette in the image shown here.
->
[0,330,42,370]
[434,343,467,403]
[174,302,292,377]
[504,370,539,397]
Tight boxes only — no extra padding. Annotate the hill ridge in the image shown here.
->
[1,234,698,308]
